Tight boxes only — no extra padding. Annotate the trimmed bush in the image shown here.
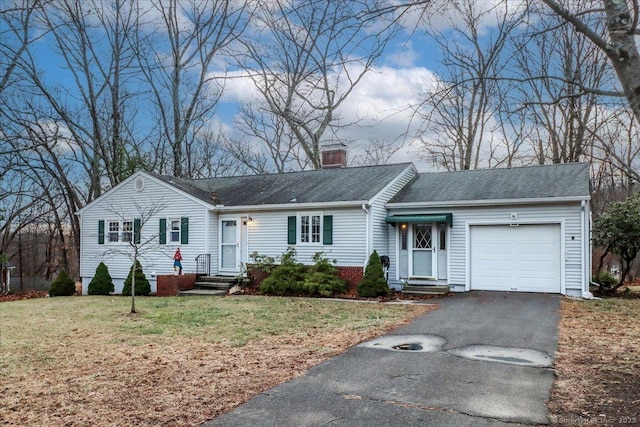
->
[302,252,346,297]
[259,248,306,295]
[122,260,151,296]
[88,262,114,295]
[357,250,389,297]
[49,270,76,297]
[256,250,346,297]
[303,272,346,297]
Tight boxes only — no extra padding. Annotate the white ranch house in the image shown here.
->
[78,148,592,298]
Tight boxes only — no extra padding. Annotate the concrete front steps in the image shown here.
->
[402,279,450,296]
[178,275,238,296]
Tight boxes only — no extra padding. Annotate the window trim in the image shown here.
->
[159,217,189,245]
[103,219,137,245]
[107,220,120,243]
[169,218,181,243]
[298,213,322,245]
[121,220,134,243]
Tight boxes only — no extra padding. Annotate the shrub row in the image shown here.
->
[255,248,391,298]
[49,260,150,297]
[257,249,346,297]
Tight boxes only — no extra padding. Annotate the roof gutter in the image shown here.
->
[386,195,591,209]
[212,200,370,212]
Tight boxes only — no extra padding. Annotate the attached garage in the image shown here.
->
[470,224,561,293]
[386,162,591,297]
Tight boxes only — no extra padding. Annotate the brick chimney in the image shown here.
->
[321,143,347,169]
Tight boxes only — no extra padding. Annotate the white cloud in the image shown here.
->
[392,0,528,34]
[209,61,441,169]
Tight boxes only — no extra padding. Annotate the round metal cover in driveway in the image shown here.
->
[358,334,446,352]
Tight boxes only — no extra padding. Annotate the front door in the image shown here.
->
[411,223,433,277]
[220,220,238,272]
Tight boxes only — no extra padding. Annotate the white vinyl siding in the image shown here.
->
[369,165,416,259]
[79,173,211,294]
[387,203,585,294]
[244,208,366,266]
[208,211,219,275]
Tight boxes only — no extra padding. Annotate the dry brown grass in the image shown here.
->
[549,298,640,425]
[0,295,433,426]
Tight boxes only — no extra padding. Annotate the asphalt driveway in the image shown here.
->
[204,291,561,426]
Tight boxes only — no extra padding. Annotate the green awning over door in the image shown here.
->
[385,213,453,227]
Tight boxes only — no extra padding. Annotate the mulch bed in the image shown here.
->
[0,290,48,302]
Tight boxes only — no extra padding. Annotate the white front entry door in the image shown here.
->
[411,223,434,277]
[220,220,238,272]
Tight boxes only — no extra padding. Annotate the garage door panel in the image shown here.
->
[471,224,561,293]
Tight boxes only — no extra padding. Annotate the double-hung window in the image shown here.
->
[99,219,140,245]
[170,219,181,243]
[122,221,134,243]
[300,214,321,243]
[159,217,189,245]
[288,214,332,245]
[108,221,120,243]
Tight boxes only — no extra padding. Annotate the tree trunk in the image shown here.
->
[602,0,640,123]
[541,0,640,123]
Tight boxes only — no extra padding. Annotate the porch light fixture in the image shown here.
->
[401,223,407,230]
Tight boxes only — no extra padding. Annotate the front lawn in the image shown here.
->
[0,296,432,426]
[549,298,640,425]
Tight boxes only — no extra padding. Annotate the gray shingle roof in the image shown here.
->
[152,163,413,206]
[388,162,590,204]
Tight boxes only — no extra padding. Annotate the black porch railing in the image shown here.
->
[195,254,211,276]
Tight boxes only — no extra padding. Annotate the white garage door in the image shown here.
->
[470,224,561,293]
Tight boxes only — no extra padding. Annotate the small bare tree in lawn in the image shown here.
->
[102,200,166,314]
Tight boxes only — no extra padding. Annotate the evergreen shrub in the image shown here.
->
[302,252,346,297]
[258,248,306,295]
[88,262,114,295]
[48,270,76,297]
[122,260,151,296]
[356,250,389,297]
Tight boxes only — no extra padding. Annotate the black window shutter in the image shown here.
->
[180,217,189,244]
[323,215,333,245]
[98,220,105,244]
[159,218,167,245]
[134,218,141,244]
[287,216,296,244]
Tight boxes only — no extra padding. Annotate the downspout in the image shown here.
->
[75,211,84,294]
[581,200,596,299]
[362,204,370,268]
